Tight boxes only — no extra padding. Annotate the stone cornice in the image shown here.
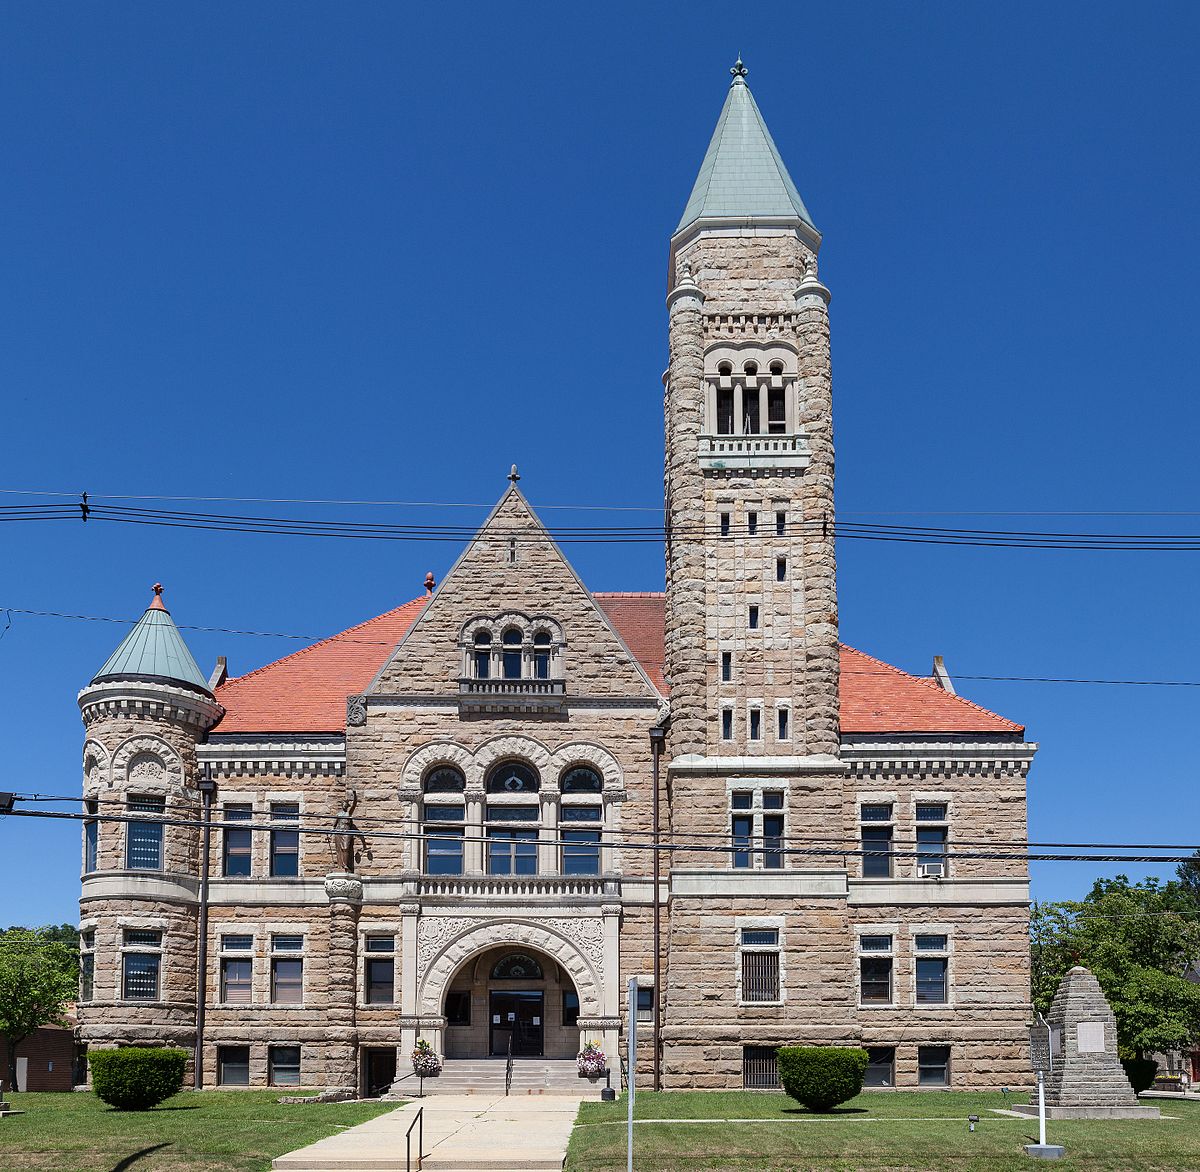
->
[840,739,1038,776]
[667,753,849,777]
[79,680,223,732]
[197,739,346,777]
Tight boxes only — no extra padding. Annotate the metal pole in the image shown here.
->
[627,976,637,1172]
[649,725,665,1093]
[194,770,215,1089]
[1038,1068,1047,1148]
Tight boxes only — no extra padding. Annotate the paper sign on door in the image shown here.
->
[507,1012,516,1021]
[492,1014,501,1024]
[532,1017,540,1026]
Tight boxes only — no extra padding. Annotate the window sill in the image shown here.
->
[737,999,786,1008]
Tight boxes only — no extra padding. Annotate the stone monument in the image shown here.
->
[1014,966,1160,1120]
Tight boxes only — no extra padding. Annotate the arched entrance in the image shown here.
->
[442,944,580,1059]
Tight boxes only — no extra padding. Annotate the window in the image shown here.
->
[763,791,784,810]
[126,796,164,870]
[366,958,394,1004]
[272,934,303,951]
[717,387,734,434]
[122,948,160,1000]
[473,630,492,679]
[269,1045,301,1087]
[776,556,787,582]
[776,707,789,740]
[487,803,538,821]
[915,936,949,1004]
[731,814,753,869]
[446,990,471,1025]
[83,799,98,873]
[562,804,601,823]
[775,510,786,536]
[916,933,948,951]
[860,803,893,879]
[859,935,893,1004]
[741,950,780,1002]
[637,987,655,1022]
[865,1046,895,1088]
[222,804,252,877]
[748,605,759,630]
[740,928,779,946]
[916,824,948,873]
[720,512,731,537]
[562,990,579,1027]
[424,766,465,793]
[743,1045,780,1089]
[767,385,787,433]
[918,1045,950,1086]
[748,707,761,741]
[732,792,752,810]
[721,709,733,740]
[80,932,94,1002]
[269,803,299,877]
[744,385,760,433]
[486,761,539,794]
[425,804,464,875]
[501,628,522,679]
[217,1045,250,1086]
[487,830,538,875]
[365,934,394,952]
[747,511,758,536]
[561,766,602,794]
[222,933,252,951]
[221,957,253,1004]
[861,803,892,821]
[492,953,543,980]
[721,651,732,681]
[271,936,303,1004]
[562,830,601,875]
[762,814,783,869]
[533,631,551,679]
[916,803,947,821]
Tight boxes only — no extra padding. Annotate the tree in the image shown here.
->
[1031,876,1200,1059]
[0,924,79,982]
[0,928,78,1091]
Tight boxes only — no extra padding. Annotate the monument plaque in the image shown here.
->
[1076,1021,1105,1053]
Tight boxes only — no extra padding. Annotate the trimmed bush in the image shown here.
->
[777,1046,869,1112]
[88,1047,187,1110]
[1122,1057,1158,1095]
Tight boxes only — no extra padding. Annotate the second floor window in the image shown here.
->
[858,934,893,1004]
[221,956,252,1004]
[424,805,464,875]
[731,813,753,869]
[365,939,395,1004]
[487,829,537,876]
[860,804,893,879]
[126,796,164,870]
[122,929,162,1000]
[916,804,949,874]
[562,830,601,876]
[223,804,252,876]
[271,936,303,1004]
[270,804,300,877]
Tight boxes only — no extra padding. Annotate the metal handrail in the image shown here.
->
[505,1034,514,1097]
[405,1104,424,1171]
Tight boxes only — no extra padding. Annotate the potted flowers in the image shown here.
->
[577,1041,607,1080]
[412,1038,442,1094]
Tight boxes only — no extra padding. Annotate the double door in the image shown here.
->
[489,990,544,1056]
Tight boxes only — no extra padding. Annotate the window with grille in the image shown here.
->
[918,1045,950,1086]
[865,1046,895,1088]
[741,950,780,1002]
[742,1045,780,1089]
[269,1045,301,1087]
[126,796,164,870]
[221,957,252,1004]
[270,804,300,877]
[223,804,252,876]
[218,1045,250,1086]
[740,928,778,946]
[123,929,162,948]
[122,952,160,1000]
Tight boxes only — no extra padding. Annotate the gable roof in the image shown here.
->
[676,68,817,235]
[92,586,212,696]
[213,591,1022,737]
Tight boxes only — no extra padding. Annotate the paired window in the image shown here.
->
[270,935,303,1004]
[269,804,300,877]
[860,803,893,879]
[739,927,781,1003]
[223,804,253,877]
[858,934,893,1005]
[83,800,98,873]
[126,796,165,870]
[730,791,785,870]
[121,928,162,1000]
[365,935,395,1004]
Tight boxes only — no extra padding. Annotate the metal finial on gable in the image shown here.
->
[731,54,747,83]
[508,464,521,484]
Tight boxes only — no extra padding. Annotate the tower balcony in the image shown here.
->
[698,431,811,472]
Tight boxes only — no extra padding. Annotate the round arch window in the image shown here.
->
[424,765,466,793]
[486,761,540,794]
[561,765,603,794]
[491,953,544,980]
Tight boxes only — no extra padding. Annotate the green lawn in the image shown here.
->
[0,1089,397,1172]
[566,1090,1200,1171]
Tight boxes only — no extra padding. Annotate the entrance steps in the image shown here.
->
[386,1058,600,1099]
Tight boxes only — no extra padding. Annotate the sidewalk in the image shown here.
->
[272,1092,582,1171]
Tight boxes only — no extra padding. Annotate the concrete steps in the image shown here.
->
[387,1059,600,1099]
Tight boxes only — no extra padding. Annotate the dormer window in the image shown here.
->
[459,615,567,710]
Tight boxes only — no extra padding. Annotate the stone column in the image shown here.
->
[465,787,484,874]
[663,262,707,757]
[539,786,559,875]
[323,873,362,1094]
[794,260,840,757]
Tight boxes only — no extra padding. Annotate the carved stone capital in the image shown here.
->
[324,872,364,905]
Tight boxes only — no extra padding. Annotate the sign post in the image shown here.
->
[627,977,638,1172]
[1025,1013,1065,1160]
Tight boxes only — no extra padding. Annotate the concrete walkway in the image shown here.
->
[272,1093,583,1172]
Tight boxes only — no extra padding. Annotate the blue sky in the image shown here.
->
[2,2,1199,925]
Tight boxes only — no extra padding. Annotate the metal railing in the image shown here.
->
[505,1034,514,1097]
[405,1104,424,1171]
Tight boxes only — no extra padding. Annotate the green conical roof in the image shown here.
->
[91,585,212,694]
[676,60,816,235]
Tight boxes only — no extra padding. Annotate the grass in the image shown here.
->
[0,1089,397,1172]
[566,1089,1200,1171]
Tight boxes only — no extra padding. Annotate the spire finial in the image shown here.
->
[424,571,436,596]
[508,464,520,484]
[149,582,167,612]
[730,54,747,84]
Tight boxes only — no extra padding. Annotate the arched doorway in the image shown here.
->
[442,944,580,1059]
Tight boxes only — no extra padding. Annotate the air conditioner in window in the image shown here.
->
[917,862,946,880]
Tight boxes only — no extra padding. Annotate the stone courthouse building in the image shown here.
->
[76,62,1037,1095]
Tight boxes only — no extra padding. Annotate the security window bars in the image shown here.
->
[122,951,160,1000]
[126,796,164,870]
[916,803,948,822]
[269,1045,301,1087]
[741,949,780,1003]
[562,830,601,876]
[84,799,98,873]
[859,934,892,952]
[366,958,394,1004]
[271,957,303,1004]
[915,934,948,951]
[486,829,538,876]
[865,1046,895,1088]
[217,1045,250,1086]
[269,804,300,877]
[859,956,892,1004]
[743,1045,780,1089]
[222,804,252,877]
[731,814,753,869]
[221,957,253,1004]
[918,1045,950,1086]
[916,957,948,1004]
[123,929,162,948]
[860,803,892,821]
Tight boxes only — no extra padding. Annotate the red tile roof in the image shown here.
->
[214,592,1023,737]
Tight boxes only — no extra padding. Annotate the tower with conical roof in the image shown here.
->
[77,585,223,1074]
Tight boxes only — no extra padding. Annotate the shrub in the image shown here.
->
[1121,1057,1158,1095]
[777,1046,868,1112]
[88,1047,187,1110]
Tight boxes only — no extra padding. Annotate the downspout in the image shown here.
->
[649,724,666,1093]
[194,766,216,1090]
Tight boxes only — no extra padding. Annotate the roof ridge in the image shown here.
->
[839,642,1023,732]
[592,590,666,598]
[218,597,428,692]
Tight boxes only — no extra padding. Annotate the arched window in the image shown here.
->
[491,953,543,980]
[473,630,492,679]
[424,765,466,793]
[532,631,551,680]
[743,360,758,376]
[502,628,522,679]
[717,360,733,377]
[769,359,784,376]
[486,761,539,794]
[561,765,603,794]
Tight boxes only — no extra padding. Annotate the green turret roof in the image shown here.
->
[91,584,212,694]
[675,59,816,235]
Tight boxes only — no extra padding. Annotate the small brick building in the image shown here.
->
[2,1020,79,1092]
[76,61,1037,1096]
